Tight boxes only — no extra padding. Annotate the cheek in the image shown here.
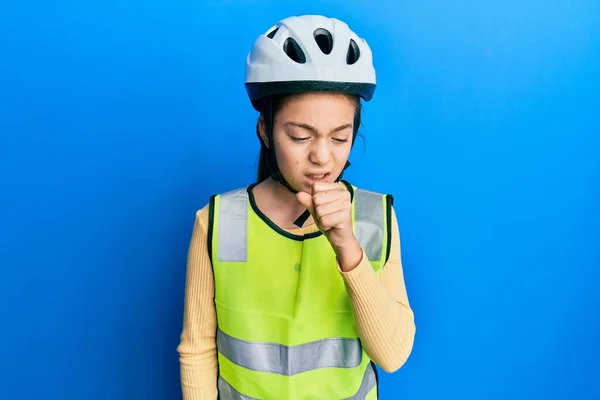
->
[277,142,302,161]
[275,141,301,170]
[334,143,352,160]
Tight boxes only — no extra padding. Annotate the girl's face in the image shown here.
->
[261,92,357,193]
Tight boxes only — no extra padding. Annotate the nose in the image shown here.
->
[308,138,331,166]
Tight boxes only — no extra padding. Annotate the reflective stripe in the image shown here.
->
[217,328,362,376]
[218,376,259,400]
[217,363,377,400]
[354,189,384,261]
[344,363,378,400]
[218,188,248,262]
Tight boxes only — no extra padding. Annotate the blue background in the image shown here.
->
[1,0,599,399]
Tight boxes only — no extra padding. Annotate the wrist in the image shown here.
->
[335,237,363,272]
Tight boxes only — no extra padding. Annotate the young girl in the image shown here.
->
[178,14,416,400]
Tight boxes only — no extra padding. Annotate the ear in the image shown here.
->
[258,115,269,148]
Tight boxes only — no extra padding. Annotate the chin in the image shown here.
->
[291,180,311,193]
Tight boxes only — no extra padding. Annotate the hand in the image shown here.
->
[296,182,363,271]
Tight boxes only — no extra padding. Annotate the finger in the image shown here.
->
[312,184,350,206]
[296,192,314,213]
[312,190,344,207]
[314,197,346,219]
[312,181,343,194]
[318,209,349,231]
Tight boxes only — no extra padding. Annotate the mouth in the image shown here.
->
[305,173,330,184]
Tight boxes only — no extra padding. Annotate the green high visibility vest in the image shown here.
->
[207,181,393,400]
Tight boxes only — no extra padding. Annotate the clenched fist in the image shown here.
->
[296,182,363,271]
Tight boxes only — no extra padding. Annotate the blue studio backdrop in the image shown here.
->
[1,1,599,399]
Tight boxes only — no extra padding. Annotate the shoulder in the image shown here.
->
[211,185,251,201]
[349,182,398,229]
[344,180,389,196]
[346,182,394,207]
[193,184,252,226]
[191,204,211,232]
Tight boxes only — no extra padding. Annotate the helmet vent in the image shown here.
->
[346,39,360,65]
[266,27,279,39]
[313,28,333,55]
[283,38,306,64]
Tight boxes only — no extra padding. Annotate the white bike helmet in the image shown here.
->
[245,15,377,108]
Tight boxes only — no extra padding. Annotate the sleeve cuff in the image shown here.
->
[337,248,374,282]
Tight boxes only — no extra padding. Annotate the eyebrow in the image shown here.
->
[284,122,353,135]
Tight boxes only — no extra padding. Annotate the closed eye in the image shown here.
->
[291,136,310,142]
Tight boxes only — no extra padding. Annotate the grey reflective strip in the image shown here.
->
[217,363,376,400]
[217,328,362,376]
[218,188,248,262]
[354,189,384,261]
[344,363,378,400]
[218,376,259,400]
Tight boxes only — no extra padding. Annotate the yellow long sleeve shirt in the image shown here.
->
[177,202,416,400]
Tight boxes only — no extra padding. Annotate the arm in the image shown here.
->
[338,207,416,372]
[177,207,218,400]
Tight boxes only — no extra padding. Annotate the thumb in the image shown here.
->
[296,191,313,211]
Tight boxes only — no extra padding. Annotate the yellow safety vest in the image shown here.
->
[208,181,393,400]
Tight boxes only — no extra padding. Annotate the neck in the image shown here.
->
[263,177,314,226]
